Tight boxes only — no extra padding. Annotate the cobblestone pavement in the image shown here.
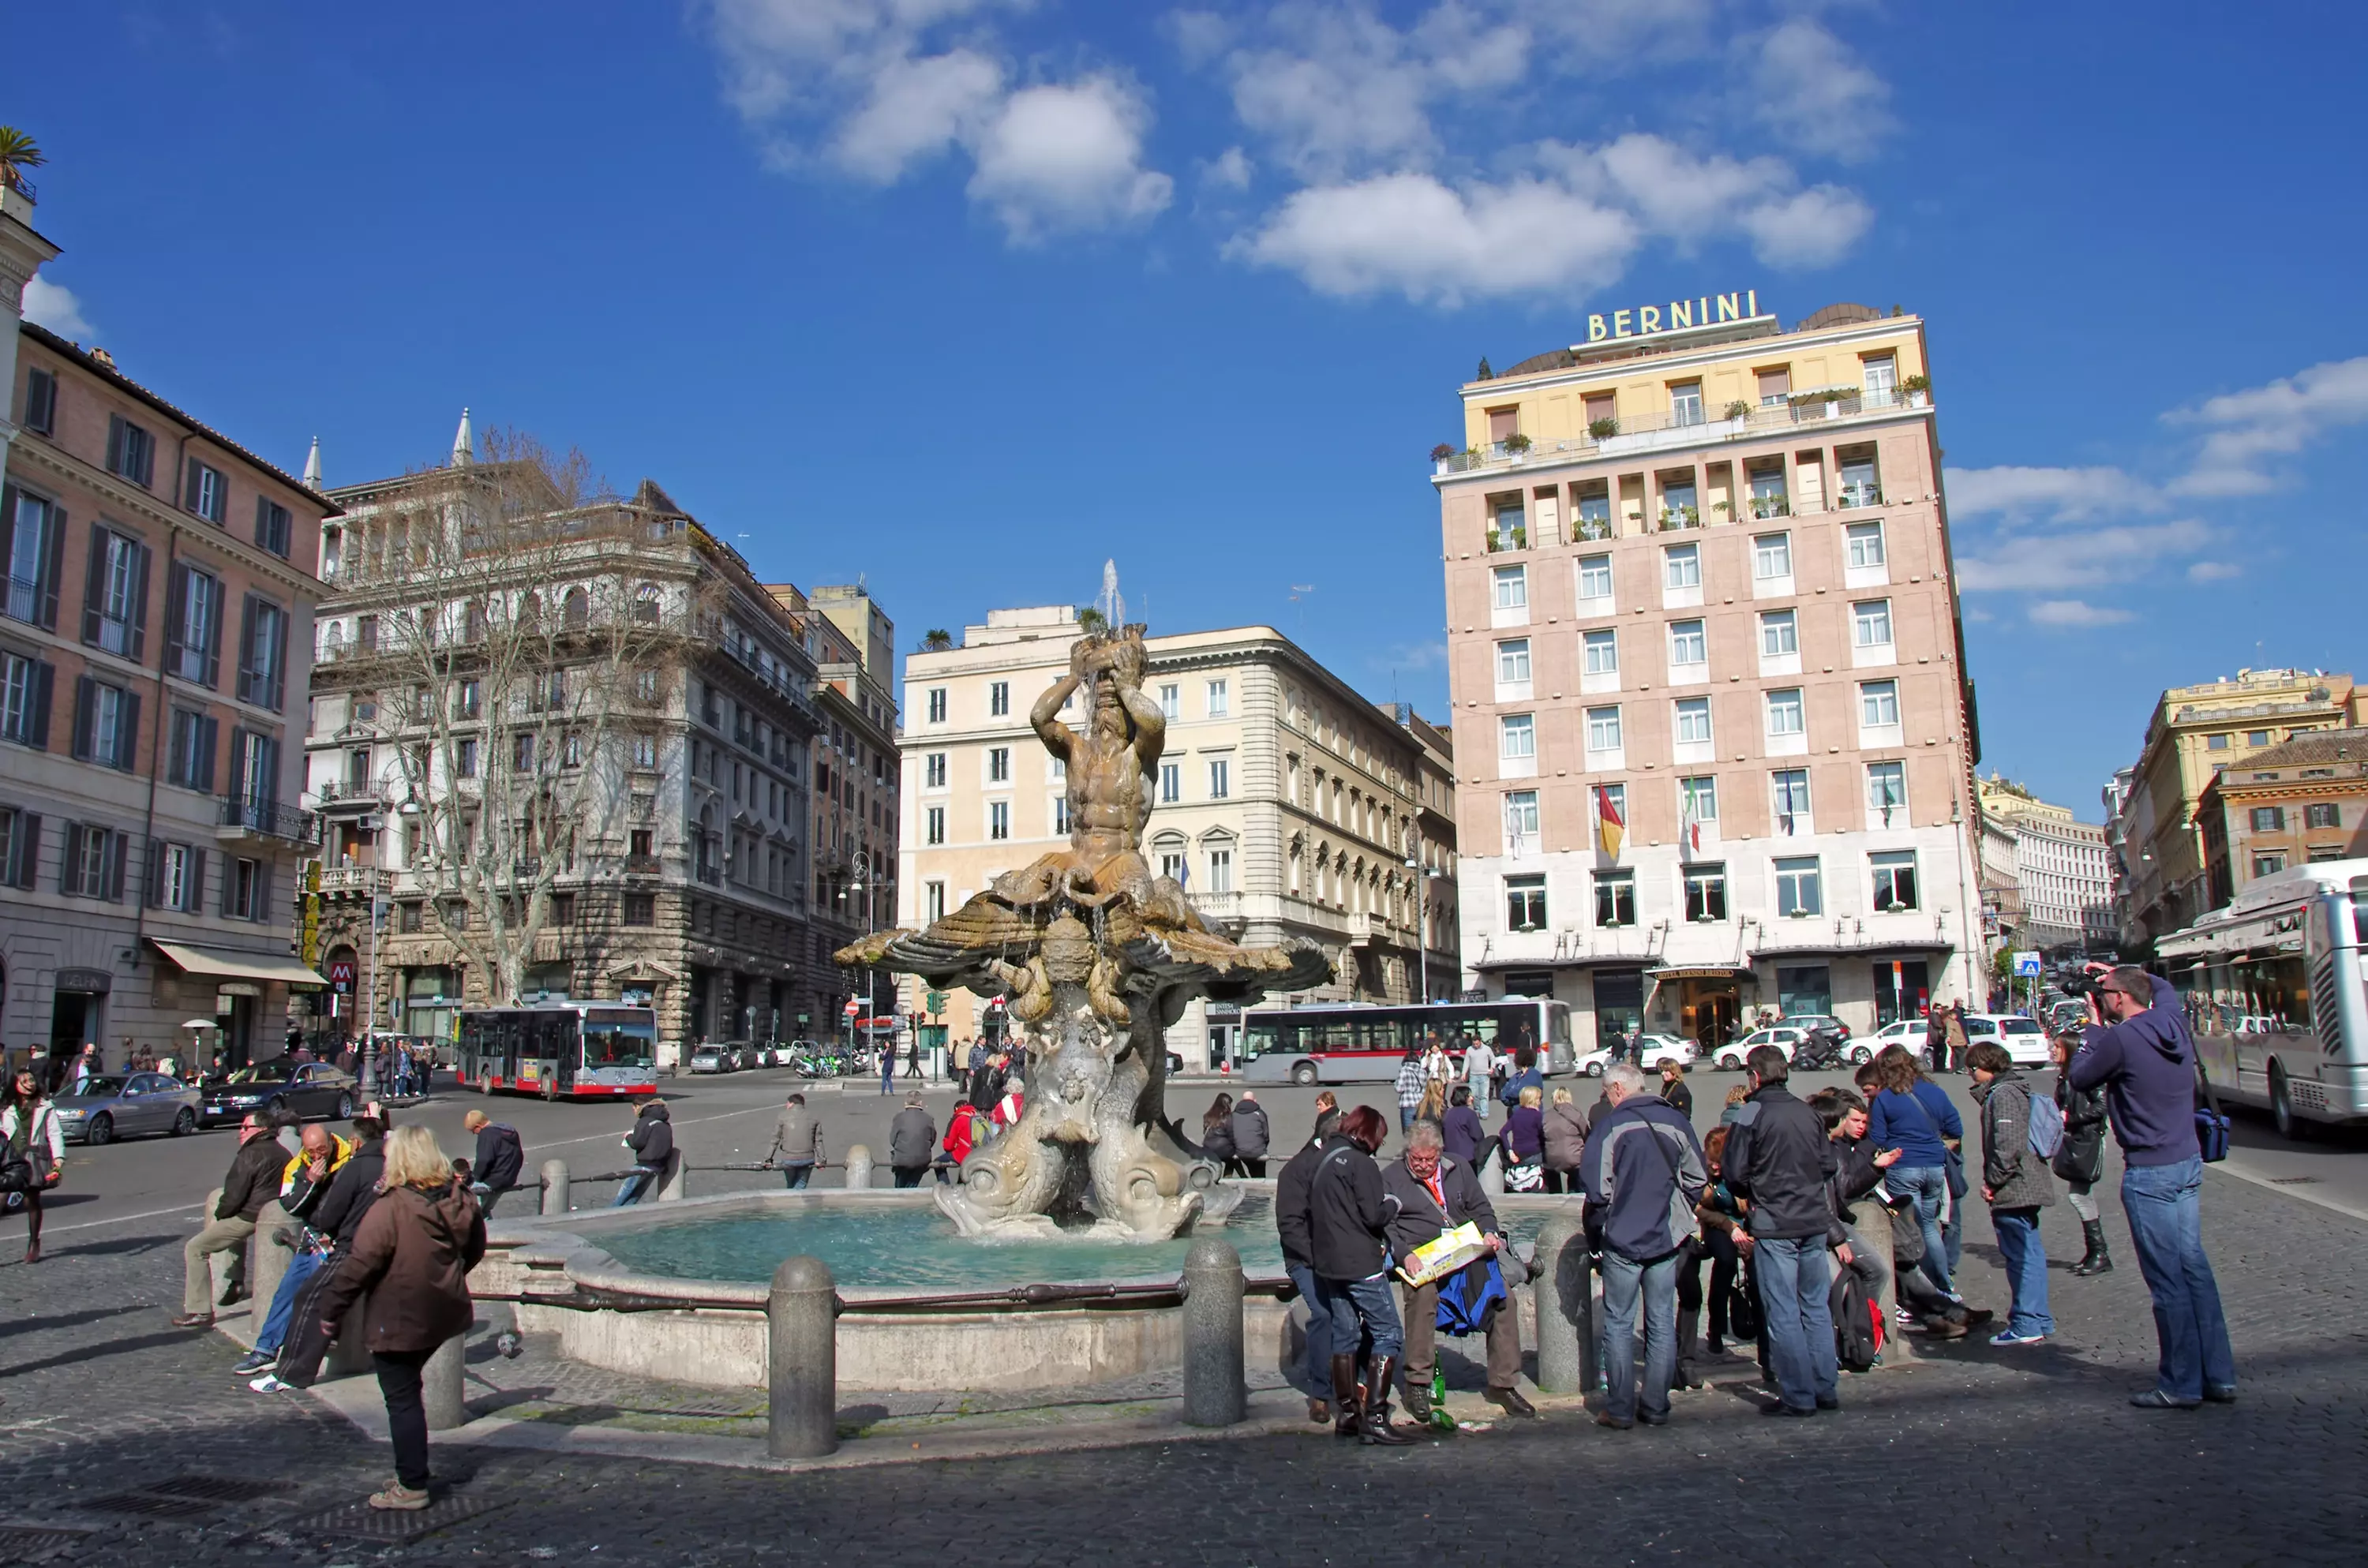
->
[2,1162,2365,1566]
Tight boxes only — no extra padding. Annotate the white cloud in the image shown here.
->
[1945,465,2160,522]
[1201,146,1253,190]
[23,276,93,339]
[2029,600,2136,628]
[1231,171,1636,305]
[1954,517,2212,593]
[1745,17,1895,162]
[703,0,1171,242]
[2186,560,2242,583]
[1734,184,1874,268]
[968,78,1173,241]
[2166,354,2368,497]
[830,48,1004,181]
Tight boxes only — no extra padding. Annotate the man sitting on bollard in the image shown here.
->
[888,1092,937,1188]
[171,1112,287,1328]
[767,1093,825,1190]
[615,1099,673,1207]
[231,1122,353,1376]
[463,1110,524,1218]
[1384,1120,1535,1423]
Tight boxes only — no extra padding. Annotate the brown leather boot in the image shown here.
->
[1329,1354,1363,1438]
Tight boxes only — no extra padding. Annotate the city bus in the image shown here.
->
[456,1004,660,1100]
[2156,859,2368,1140]
[1238,997,1574,1085]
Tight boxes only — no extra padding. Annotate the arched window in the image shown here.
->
[563,586,589,630]
[519,590,543,627]
[321,621,344,657]
[632,582,661,625]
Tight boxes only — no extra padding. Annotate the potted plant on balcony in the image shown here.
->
[1902,373,1931,408]
[1658,504,1699,531]
[1711,500,1732,518]
[1725,399,1753,425]
[1431,442,1456,474]
[1502,432,1532,458]
[1587,416,1620,440]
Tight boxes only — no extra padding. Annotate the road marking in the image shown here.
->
[521,1102,783,1157]
[43,1201,208,1234]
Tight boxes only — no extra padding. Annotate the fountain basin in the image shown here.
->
[476,1186,1578,1394]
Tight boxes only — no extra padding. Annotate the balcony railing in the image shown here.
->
[319,865,381,894]
[313,777,385,808]
[1434,387,1928,477]
[219,795,317,844]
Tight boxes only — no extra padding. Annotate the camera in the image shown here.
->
[2055,968,2102,1000]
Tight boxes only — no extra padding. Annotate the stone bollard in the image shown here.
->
[248,1201,293,1336]
[659,1154,689,1202]
[1181,1238,1246,1428]
[767,1256,837,1458]
[1531,1214,1594,1396]
[540,1159,570,1216]
[325,1289,373,1378]
[1479,1157,1506,1199]
[1857,1205,1916,1365]
[842,1145,873,1191]
[423,1327,469,1430]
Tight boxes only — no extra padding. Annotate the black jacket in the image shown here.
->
[1307,1141,1395,1282]
[1229,1099,1271,1159]
[473,1123,525,1191]
[310,1134,387,1244]
[2053,1071,2109,1187]
[1722,1085,1837,1240]
[627,1102,673,1169]
[1825,1133,1887,1246]
[1380,1154,1497,1265]
[215,1134,288,1222]
[1274,1135,1328,1271]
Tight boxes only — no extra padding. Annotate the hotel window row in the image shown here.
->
[1497,762,1909,844]
[1502,848,1922,934]
[1491,520,1887,607]
[1497,679,1905,759]
[919,675,1231,727]
[1481,455,1891,557]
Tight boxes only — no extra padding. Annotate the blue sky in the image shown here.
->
[13,2,2367,816]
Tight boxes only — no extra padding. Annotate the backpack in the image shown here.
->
[2025,1089,2065,1161]
[1833,1264,1884,1372]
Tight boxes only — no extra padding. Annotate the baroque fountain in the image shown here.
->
[837,615,1329,1241]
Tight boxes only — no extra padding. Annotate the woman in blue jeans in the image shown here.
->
[1305,1105,1411,1446]
[1865,1046,1964,1300]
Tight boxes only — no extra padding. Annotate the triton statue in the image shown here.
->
[838,621,1328,1240]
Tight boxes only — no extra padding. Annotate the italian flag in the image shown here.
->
[1595,785,1624,858]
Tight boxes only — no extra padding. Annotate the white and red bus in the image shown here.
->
[457,1004,659,1100]
[1238,997,1575,1086]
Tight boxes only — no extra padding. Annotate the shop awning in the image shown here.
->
[1644,965,1755,982]
[1748,937,1956,960]
[150,940,328,990]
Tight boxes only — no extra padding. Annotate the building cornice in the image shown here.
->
[1463,316,1924,403]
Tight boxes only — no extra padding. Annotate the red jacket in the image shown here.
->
[942,1103,982,1164]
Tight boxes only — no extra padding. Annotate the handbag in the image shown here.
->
[1942,1143,1969,1201]
[2192,1053,2231,1164]
[1728,1263,1762,1341]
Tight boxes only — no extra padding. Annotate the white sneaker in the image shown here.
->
[249,1374,292,1393]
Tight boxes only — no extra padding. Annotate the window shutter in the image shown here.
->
[126,540,151,663]
[203,577,223,687]
[12,814,36,889]
[190,848,206,910]
[257,861,273,923]
[70,675,94,761]
[0,484,15,580]
[221,849,235,915]
[148,838,165,908]
[163,563,187,674]
[37,506,64,631]
[267,605,287,709]
[184,457,202,511]
[118,690,141,771]
[235,597,255,704]
[197,714,217,791]
[227,728,250,806]
[107,416,125,475]
[82,528,107,646]
[257,734,279,806]
[107,830,126,902]
[27,662,52,751]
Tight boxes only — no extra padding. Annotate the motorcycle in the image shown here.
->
[1790,1024,1851,1072]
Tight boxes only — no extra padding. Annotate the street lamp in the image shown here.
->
[1405,844,1446,1005]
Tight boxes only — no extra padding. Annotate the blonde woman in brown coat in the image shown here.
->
[316,1125,485,1511]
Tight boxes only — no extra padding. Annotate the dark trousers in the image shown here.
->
[275,1241,354,1387]
[373,1348,435,1489]
[891,1166,927,1188]
[1702,1229,1740,1344]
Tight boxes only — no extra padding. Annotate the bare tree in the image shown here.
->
[333,431,710,1005]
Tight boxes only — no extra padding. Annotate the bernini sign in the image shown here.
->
[1583,290,1762,344]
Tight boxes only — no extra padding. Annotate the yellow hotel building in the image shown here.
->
[1434,298,1987,1053]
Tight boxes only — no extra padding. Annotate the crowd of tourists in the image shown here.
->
[1276,961,2236,1440]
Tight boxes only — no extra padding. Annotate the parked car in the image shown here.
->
[1781,1012,1853,1044]
[53,1072,204,1144]
[1991,1014,2053,1067]
[199,1059,359,1127]
[1632,1034,1698,1071]
[1710,1026,1805,1072]
[688,1044,733,1075]
[1868,1017,1930,1065]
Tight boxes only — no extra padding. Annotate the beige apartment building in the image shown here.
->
[3,176,335,1073]
[1976,774,2114,952]
[897,606,1459,1068]
[1436,298,1984,1049]
[2110,668,2366,949]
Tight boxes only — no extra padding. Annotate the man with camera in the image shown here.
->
[2066,965,2235,1409]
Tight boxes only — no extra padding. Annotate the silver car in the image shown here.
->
[53,1072,204,1145]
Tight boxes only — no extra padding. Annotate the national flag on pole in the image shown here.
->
[1680,794,1702,855]
[1594,785,1624,859]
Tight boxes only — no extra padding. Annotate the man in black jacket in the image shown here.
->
[173,1113,287,1327]
[1229,1091,1272,1177]
[463,1110,526,1217]
[1722,1046,1841,1416]
[1306,1106,1411,1444]
[1275,1109,1337,1423]
[256,1113,389,1392]
[616,1100,673,1206]
[1384,1121,1532,1421]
